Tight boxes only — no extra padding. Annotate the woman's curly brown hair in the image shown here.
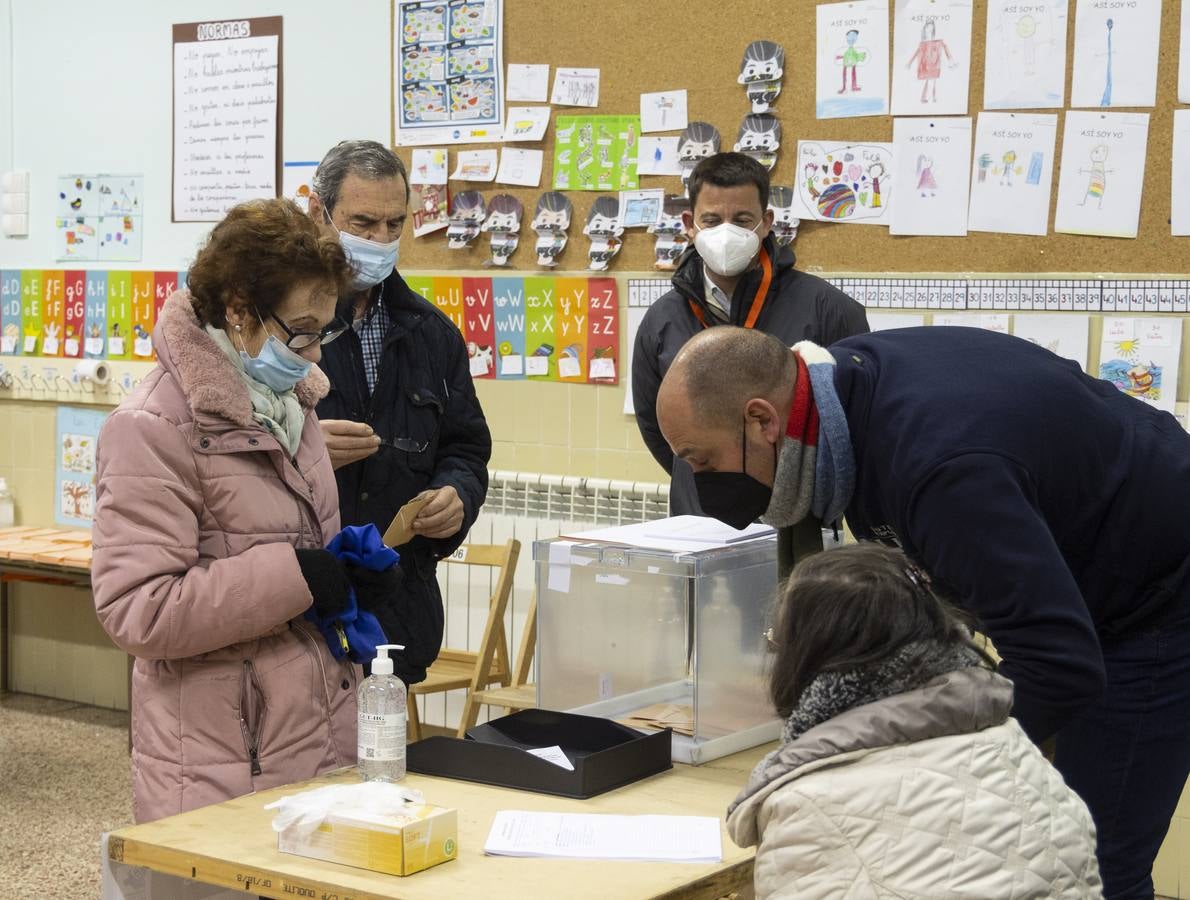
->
[186,198,352,328]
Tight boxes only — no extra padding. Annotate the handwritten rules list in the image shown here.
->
[172,17,282,222]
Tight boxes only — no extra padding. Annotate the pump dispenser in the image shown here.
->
[358,643,407,782]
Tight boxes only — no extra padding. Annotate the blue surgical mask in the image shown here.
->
[324,208,400,290]
[237,322,312,393]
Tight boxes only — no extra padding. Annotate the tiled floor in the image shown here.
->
[0,693,132,897]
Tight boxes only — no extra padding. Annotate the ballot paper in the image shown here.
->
[617,703,695,737]
[382,492,432,547]
[484,811,722,862]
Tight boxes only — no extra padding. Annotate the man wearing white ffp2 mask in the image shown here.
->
[631,151,869,519]
[307,139,492,688]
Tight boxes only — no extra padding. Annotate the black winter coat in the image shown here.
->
[316,270,491,684]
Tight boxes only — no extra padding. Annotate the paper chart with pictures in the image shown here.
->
[1098,317,1182,414]
[56,405,107,528]
[983,0,1068,110]
[891,0,973,116]
[553,116,640,192]
[890,117,972,236]
[1011,314,1090,371]
[967,113,1057,236]
[55,175,144,262]
[816,0,890,119]
[394,0,505,146]
[796,140,894,225]
[1054,111,1149,239]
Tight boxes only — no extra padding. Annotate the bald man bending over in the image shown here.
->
[658,324,1190,900]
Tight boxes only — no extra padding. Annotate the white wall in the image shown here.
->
[0,0,391,270]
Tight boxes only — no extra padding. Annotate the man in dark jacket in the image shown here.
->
[631,152,868,516]
[657,325,1190,900]
[309,140,491,685]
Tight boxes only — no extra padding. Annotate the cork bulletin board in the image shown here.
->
[392,0,1187,276]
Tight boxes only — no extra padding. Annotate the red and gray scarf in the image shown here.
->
[761,341,855,527]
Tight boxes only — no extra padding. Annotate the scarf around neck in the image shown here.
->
[761,340,855,527]
[206,326,305,456]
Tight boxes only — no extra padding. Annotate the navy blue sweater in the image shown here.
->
[832,327,1190,742]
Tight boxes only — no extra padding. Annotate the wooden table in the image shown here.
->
[107,742,773,900]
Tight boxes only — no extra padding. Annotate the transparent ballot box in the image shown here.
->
[534,525,781,765]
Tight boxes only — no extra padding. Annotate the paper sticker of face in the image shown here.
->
[585,196,624,272]
[678,122,721,192]
[738,40,785,113]
[532,192,574,268]
[481,194,523,267]
[768,186,800,247]
[649,195,692,270]
[447,191,486,249]
[734,114,782,171]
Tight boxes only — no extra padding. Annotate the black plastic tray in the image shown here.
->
[406,708,672,799]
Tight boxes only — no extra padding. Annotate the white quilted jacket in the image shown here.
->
[726,668,1103,899]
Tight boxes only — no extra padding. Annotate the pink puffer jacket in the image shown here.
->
[92,291,357,823]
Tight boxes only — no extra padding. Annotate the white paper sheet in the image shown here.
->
[622,306,649,414]
[504,106,551,142]
[620,189,665,228]
[637,137,683,176]
[816,0,891,119]
[551,68,600,107]
[1181,0,1190,102]
[526,746,575,771]
[484,811,722,863]
[452,149,499,181]
[281,161,319,212]
[411,148,449,184]
[1098,317,1182,413]
[983,0,1068,110]
[506,63,549,102]
[891,0,973,115]
[1070,0,1161,109]
[172,32,279,221]
[796,140,894,225]
[890,117,971,236]
[934,313,1009,332]
[1012,314,1090,370]
[640,90,688,133]
[967,112,1058,236]
[1054,111,1149,239]
[562,516,774,553]
[1174,110,1190,236]
[868,312,926,329]
[496,148,544,186]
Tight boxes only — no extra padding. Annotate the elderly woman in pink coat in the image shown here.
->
[92,199,365,822]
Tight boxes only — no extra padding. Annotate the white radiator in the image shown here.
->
[418,470,670,731]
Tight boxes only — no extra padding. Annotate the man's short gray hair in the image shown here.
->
[312,140,409,213]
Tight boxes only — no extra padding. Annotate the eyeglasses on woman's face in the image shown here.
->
[268,311,350,351]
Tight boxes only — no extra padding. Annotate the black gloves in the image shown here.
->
[294,548,353,619]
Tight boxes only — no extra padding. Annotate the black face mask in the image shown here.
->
[693,425,774,530]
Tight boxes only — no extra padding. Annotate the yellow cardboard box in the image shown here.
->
[277,804,457,877]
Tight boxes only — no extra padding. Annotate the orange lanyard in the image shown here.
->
[686,246,774,331]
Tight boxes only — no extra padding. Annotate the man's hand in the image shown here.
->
[321,419,380,470]
[413,485,464,539]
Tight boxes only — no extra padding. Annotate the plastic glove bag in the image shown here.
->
[265,782,426,837]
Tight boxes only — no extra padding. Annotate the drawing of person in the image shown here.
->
[1000,150,1018,187]
[977,153,994,183]
[916,155,938,197]
[1078,144,1111,209]
[804,163,822,200]
[906,18,954,103]
[868,161,886,208]
[1017,15,1038,73]
[836,29,867,94]
[1100,18,1114,107]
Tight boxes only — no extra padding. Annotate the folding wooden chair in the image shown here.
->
[470,591,537,718]
[407,538,520,740]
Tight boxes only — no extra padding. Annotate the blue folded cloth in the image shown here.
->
[304,524,400,664]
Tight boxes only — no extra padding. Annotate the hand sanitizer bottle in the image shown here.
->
[358,643,407,782]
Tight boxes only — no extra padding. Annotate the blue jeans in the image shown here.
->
[1053,621,1190,900]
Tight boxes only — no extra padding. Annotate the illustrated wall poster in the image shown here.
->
[1098,317,1182,414]
[1070,0,1161,109]
[640,89,688,133]
[891,0,973,115]
[55,174,143,262]
[768,186,800,246]
[890,117,972,236]
[796,140,894,225]
[1054,111,1150,239]
[734,114,781,171]
[967,112,1058,236]
[41,272,64,357]
[983,0,1068,110]
[619,189,665,228]
[446,191,486,248]
[63,271,86,359]
[738,40,785,113]
[531,191,573,268]
[0,271,21,355]
[584,195,624,272]
[20,270,42,355]
[130,271,155,359]
[106,271,132,360]
[552,116,640,192]
[394,0,505,146]
[1012,314,1090,371]
[649,195,691,270]
[410,148,451,237]
[84,272,108,358]
[56,406,108,527]
[281,161,319,212]
[550,67,600,107]
[816,0,891,119]
[480,194,523,266]
[677,122,720,193]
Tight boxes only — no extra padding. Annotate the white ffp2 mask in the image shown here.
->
[694,221,762,277]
